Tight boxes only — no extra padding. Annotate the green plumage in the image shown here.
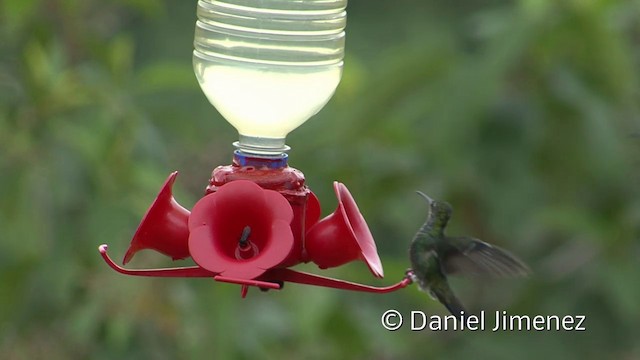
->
[409,192,530,317]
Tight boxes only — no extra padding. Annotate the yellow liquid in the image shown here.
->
[195,63,342,138]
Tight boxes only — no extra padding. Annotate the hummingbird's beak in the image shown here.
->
[415,191,434,205]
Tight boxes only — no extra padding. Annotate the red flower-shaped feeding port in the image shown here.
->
[122,172,190,265]
[305,182,384,278]
[189,180,294,279]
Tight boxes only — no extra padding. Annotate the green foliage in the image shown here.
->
[1,0,639,359]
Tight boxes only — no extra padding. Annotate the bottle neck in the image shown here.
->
[233,135,291,158]
[232,150,289,169]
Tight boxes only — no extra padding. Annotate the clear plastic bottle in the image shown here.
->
[193,0,347,156]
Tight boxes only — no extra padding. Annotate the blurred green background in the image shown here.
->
[1,0,640,359]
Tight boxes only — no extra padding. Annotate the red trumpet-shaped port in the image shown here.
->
[123,172,191,265]
[305,182,384,278]
[207,153,320,268]
[188,180,294,279]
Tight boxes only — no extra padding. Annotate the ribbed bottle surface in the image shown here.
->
[194,0,346,66]
[193,0,347,155]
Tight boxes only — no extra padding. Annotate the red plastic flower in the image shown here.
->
[188,180,294,279]
[123,171,190,265]
[305,182,384,278]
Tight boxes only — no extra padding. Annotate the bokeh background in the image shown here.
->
[1,0,640,359]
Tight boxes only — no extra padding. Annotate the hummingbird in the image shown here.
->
[409,191,530,318]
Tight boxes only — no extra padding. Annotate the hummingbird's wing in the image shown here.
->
[439,236,530,278]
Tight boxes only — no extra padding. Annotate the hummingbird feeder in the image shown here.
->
[99,0,413,298]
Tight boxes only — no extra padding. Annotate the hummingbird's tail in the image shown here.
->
[431,287,467,321]
[440,293,467,319]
